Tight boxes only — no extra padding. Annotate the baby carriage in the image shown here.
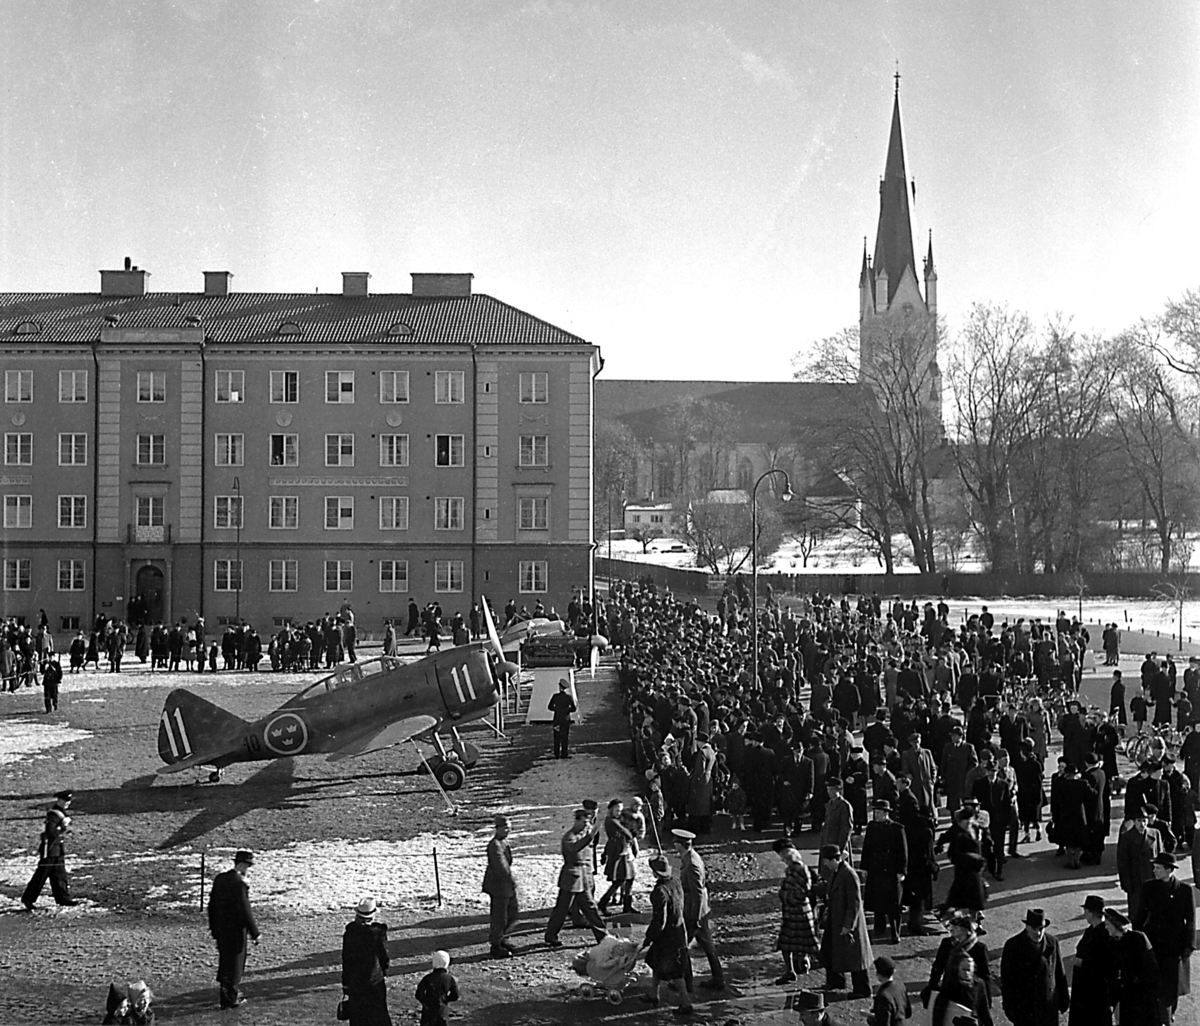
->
[570,934,643,1005]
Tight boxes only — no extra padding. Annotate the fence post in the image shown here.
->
[433,847,442,906]
[199,850,206,911]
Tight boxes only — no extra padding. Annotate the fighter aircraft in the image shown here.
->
[156,601,517,791]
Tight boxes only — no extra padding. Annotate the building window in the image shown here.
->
[59,370,88,403]
[4,369,33,403]
[214,559,243,592]
[4,558,31,590]
[58,433,88,466]
[137,371,166,403]
[136,495,164,527]
[59,495,87,528]
[519,560,548,594]
[434,559,463,593]
[60,616,81,632]
[269,433,299,467]
[269,558,298,592]
[519,371,548,404]
[215,370,245,403]
[379,496,409,530]
[136,434,165,465]
[325,371,355,403]
[434,496,464,531]
[434,370,464,404]
[270,370,299,404]
[58,559,85,592]
[215,433,244,467]
[4,494,32,528]
[435,434,464,467]
[379,434,409,467]
[325,433,355,467]
[324,560,353,592]
[519,435,549,467]
[324,496,354,530]
[380,371,409,403]
[269,495,298,530]
[214,495,244,529]
[5,433,32,465]
[518,496,549,531]
[379,560,409,593]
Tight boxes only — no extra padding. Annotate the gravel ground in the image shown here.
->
[0,634,1197,1025]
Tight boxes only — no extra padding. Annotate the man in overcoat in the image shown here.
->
[1133,851,1196,1025]
[687,733,717,834]
[859,799,907,943]
[544,808,605,947]
[1069,895,1112,1026]
[939,724,977,815]
[1117,806,1163,921]
[1104,907,1160,1025]
[1081,752,1108,865]
[899,732,937,814]
[817,844,873,997]
[674,827,725,991]
[1000,908,1070,1026]
[482,814,518,957]
[820,778,853,859]
[207,850,260,1009]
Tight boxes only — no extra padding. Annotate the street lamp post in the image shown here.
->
[233,476,242,623]
[750,469,793,688]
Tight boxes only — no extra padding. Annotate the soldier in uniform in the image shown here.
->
[207,850,260,1009]
[673,827,725,991]
[1133,851,1196,1025]
[860,799,907,943]
[482,814,518,957]
[547,679,577,759]
[543,808,605,947]
[22,789,78,908]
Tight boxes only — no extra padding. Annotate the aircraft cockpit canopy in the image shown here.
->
[307,656,406,695]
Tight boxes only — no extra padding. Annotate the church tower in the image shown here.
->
[859,74,941,421]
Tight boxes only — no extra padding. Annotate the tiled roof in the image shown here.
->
[0,292,589,347]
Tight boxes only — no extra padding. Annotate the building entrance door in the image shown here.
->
[135,564,165,625]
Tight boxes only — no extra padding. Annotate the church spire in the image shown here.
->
[871,77,917,307]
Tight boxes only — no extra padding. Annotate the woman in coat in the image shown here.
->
[773,839,820,983]
[597,799,637,914]
[1015,740,1045,842]
[921,913,991,1017]
[640,856,692,1014]
[945,812,987,912]
[1054,764,1091,869]
[341,897,393,1026]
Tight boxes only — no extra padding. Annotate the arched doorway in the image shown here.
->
[134,564,165,625]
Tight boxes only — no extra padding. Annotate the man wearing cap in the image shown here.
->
[1000,908,1069,1026]
[673,827,725,991]
[817,844,873,997]
[544,808,606,947]
[1117,805,1163,921]
[341,896,392,1024]
[939,725,977,817]
[482,814,518,957]
[21,789,78,909]
[1133,851,1195,1025]
[820,778,853,860]
[860,800,907,944]
[1069,896,1113,1026]
[1104,907,1159,1025]
[207,850,260,1009]
[547,678,577,759]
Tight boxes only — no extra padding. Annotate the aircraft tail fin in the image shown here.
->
[157,689,250,771]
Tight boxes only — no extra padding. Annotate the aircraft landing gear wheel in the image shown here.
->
[606,989,623,1005]
[436,760,465,792]
[579,984,595,999]
[208,770,222,783]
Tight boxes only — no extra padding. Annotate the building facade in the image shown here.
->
[0,264,600,633]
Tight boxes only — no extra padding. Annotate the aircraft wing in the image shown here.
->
[326,713,441,762]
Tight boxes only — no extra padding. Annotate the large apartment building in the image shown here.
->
[0,262,600,633]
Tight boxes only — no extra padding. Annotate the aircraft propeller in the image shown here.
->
[481,597,519,680]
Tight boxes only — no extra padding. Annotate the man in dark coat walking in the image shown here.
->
[547,679,576,759]
[859,799,907,943]
[1104,907,1160,1026]
[1080,753,1107,865]
[1133,851,1196,1025]
[1069,895,1112,1026]
[22,789,78,908]
[207,850,260,1009]
[341,896,392,1026]
[1000,908,1070,1026]
[482,814,518,957]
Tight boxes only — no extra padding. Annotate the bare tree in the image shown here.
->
[594,418,638,541]
[676,498,784,575]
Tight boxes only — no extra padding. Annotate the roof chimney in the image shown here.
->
[342,271,371,297]
[100,257,149,297]
[203,271,233,296]
[410,272,473,298]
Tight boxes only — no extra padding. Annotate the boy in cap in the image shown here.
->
[415,950,458,1026]
[868,955,911,1025]
[22,789,77,908]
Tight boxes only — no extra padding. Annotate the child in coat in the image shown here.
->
[415,950,459,1026]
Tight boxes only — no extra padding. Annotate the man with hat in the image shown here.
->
[1103,907,1159,1025]
[544,807,606,947]
[687,731,717,835]
[1069,896,1113,1026]
[939,724,978,817]
[900,731,937,815]
[860,799,907,943]
[547,678,577,759]
[1133,851,1195,1025]
[22,789,78,909]
[207,850,260,1009]
[794,990,830,1026]
[1000,908,1069,1026]
[673,827,725,991]
[817,844,873,997]
[1117,804,1163,921]
[482,814,518,957]
[820,778,854,860]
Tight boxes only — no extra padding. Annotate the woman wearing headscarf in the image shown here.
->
[920,912,992,1022]
[341,896,393,1026]
[639,856,692,1015]
[773,838,820,983]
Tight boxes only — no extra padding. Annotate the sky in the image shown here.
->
[0,1,1196,381]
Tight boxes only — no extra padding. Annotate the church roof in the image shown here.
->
[871,85,917,306]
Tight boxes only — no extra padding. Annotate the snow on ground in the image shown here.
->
[0,721,92,765]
